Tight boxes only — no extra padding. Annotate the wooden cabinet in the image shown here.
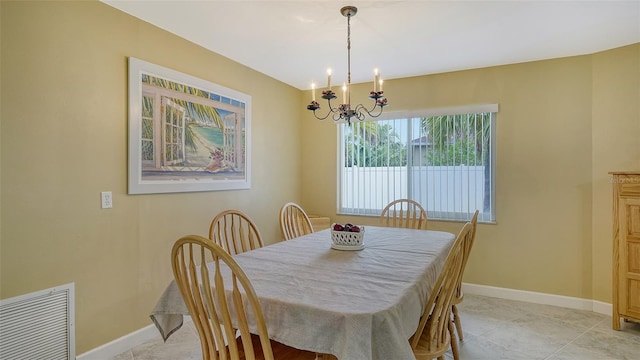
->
[611,171,640,330]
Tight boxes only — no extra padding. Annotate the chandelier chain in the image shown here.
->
[347,12,351,106]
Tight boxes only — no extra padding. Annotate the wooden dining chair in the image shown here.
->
[279,202,314,240]
[409,222,473,360]
[379,198,428,229]
[451,210,480,344]
[172,235,318,360]
[209,209,264,255]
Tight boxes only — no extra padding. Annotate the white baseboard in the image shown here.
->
[78,286,613,359]
[76,316,192,360]
[76,324,160,360]
[593,300,613,316]
[462,283,613,316]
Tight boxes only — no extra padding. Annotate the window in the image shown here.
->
[338,105,497,223]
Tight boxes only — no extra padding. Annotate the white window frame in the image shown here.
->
[337,104,497,223]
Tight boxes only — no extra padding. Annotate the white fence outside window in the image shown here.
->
[340,166,486,221]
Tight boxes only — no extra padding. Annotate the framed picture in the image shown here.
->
[128,57,251,194]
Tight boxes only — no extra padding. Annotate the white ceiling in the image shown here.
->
[102,0,640,90]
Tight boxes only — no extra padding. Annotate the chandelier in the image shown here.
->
[306,6,388,125]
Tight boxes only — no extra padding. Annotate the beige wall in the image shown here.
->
[591,44,640,302]
[0,1,303,353]
[301,45,640,303]
[1,0,639,355]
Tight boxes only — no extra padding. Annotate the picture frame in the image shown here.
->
[128,57,251,194]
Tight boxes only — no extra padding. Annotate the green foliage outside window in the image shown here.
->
[343,113,490,167]
[344,123,406,167]
[421,114,491,166]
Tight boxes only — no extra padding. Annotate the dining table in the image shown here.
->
[151,225,456,360]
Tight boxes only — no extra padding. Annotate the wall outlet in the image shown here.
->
[101,191,113,209]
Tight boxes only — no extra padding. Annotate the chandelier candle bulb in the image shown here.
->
[342,83,347,104]
[327,68,332,89]
[374,68,379,92]
[311,83,316,101]
[379,78,383,92]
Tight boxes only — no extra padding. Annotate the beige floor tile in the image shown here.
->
[570,327,640,360]
[109,295,640,360]
[547,343,621,360]
[445,333,533,360]
[475,312,587,359]
[110,350,134,360]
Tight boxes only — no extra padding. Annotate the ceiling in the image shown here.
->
[102,1,640,90]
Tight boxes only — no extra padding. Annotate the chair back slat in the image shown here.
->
[209,210,264,255]
[279,202,314,240]
[379,199,428,230]
[454,210,480,301]
[199,254,225,360]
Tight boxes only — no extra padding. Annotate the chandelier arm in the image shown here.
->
[350,104,364,122]
[327,97,340,113]
[332,111,344,122]
[312,105,339,121]
[364,105,385,118]
[352,101,383,119]
[311,110,335,121]
[311,96,346,120]
[360,101,381,116]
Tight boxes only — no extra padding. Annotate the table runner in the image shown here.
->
[151,226,455,360]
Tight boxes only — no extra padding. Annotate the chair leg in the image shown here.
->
[449,319,460,360]
[452,304,464,341]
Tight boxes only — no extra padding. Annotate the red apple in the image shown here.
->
[333,223,344,231]
[350,225,360,233]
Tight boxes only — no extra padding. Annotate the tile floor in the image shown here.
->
[111,294,640,360]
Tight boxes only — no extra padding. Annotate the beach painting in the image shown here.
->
[128,57,251,194]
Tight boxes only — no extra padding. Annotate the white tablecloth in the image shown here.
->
[151,226,455,360]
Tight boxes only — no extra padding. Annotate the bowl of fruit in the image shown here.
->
[331,223,365,251]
